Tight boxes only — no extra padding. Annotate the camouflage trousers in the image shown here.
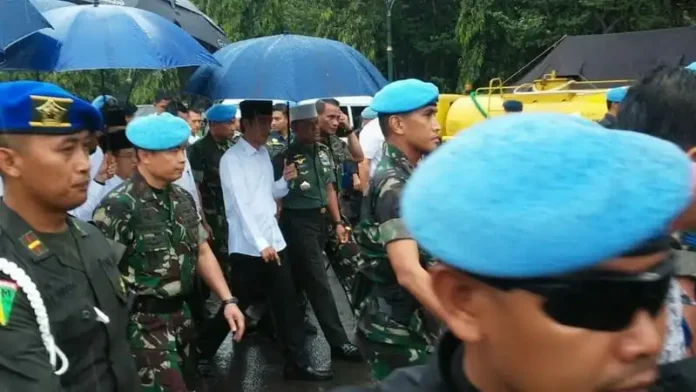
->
[355,330,431,381]
[325,224,362,304]
[128,306,197,392]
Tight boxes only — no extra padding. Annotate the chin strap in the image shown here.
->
[0,258,69,375]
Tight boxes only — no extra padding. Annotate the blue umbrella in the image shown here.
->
[1,4,220,71]
[186,34,387,102]
[30,0,73,12]
[0,0,53,50]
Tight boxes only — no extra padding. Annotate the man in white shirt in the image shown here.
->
[358,112,385,185]
[211,100,332,381]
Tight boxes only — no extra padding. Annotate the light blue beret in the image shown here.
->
[126,113,190,151]
[686,62,696,72]
[0,81,103,134]
[361,106,378,120]
[205,104,237,122]
[606,87,628,103]
[92,95,117,110]
[370,79,439,114]
[402,113,692,278]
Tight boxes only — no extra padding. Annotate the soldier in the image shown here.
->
[353,79,446,380]
[92,113,245,392]
[338,113,692,392]
[598,86,628,129]
[0,81,139,391]
[316,98,365,300]
[188,104,239,268]
[273,102,363,363]
[267,103,292,159]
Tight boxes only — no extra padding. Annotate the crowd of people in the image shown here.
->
[1,63,696,392]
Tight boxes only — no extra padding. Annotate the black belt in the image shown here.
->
[134,295,185,314]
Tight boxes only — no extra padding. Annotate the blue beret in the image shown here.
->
[686,62,696,72]
[370,79,439,114]
[126,113,190,151]
[205,104,237,122]
[502,100,523,112]
[606,87,628,103]
[92,95,117,110]
[361,106,378,120]
[0,81,103,134]
[402,113,692,278]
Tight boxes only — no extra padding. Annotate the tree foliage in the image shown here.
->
[0,0,692,102]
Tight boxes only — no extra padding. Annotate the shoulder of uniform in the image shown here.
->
[94,185,135,217]
[171,185,197,205]
[317,143,331,152]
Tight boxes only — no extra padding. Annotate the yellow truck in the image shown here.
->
[437,72,631,140]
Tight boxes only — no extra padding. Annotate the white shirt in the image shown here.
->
[69,147,107,221]
[189,134,201,145]
[89,146,104,180]
[174,155,202,214]
[359,119,385,177]
[220,138,289,256]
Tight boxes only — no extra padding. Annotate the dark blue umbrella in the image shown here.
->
[29,0,73,12]
[185,34,387,102]
[1,4,220,71]
[0,0,53,50]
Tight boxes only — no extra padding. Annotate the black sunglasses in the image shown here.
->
[470,254,675,332]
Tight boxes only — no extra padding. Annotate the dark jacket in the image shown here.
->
[333,331,696,392]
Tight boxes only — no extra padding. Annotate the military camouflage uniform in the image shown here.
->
[353,142,440,380]
[266,130,292,159]
[93,171,208,392]
[187,132,240,265]
[321,133,362,299]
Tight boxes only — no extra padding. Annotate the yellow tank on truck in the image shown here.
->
[437,73,631,140]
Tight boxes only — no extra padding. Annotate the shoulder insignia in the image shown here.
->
[295,157,306,165]
[19,231,48,257]
[0,280,18,326]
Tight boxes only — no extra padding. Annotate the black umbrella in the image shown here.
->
[62,0,229,51]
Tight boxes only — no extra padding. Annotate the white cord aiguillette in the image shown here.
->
[0,258,69,375]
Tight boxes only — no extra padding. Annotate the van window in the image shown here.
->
[351,106,367,129]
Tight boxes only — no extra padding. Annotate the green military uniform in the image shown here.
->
[267,130,292,159]
[187,131,239,262]
[275,141,356,349]
[0,202,139,392]
[93,172,208,392]
[320,133,363,300]
[354,143,440,380]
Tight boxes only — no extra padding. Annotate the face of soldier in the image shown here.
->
[271,110,288,133]
[293,119,320,144]
[113,148,136,180]
[317,103,341,135]
[154,99,169,114]
[431,252,668,392]
[188,111,202,135]
[0,131,92,210]
[137,145,186,184]
[209,121,235,141]
[395,105,441,154]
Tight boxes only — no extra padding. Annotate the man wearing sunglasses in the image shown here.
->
[335,113,694,391]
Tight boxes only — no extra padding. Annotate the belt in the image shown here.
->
[283,207,328,214]
[134,295,185,314]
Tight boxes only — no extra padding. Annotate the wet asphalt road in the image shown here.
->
[203,266,374,392]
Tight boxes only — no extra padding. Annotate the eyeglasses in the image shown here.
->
[471,255,675,332]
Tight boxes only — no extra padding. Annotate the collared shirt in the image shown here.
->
[69,147,106,221]
[173,154,202,215]
[220,137,289,256]
[359,119,385,177]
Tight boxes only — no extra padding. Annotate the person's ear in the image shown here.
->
[431,265,484,343]
[0,144,25,180]
[388,115,405,136]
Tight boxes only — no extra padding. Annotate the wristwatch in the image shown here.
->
[221,297,239,307]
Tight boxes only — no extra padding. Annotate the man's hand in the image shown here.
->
[260,247,280,264]
[283,159,298,181]
[336,223,349,244]
[223,303,245,342]
[203,222,215,240]
[339,113,353,132]
[94,153,115,183]
[352,173,362,192]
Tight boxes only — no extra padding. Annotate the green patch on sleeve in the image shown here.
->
[0,280,18,326]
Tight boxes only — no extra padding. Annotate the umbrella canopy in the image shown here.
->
[0,5,220,71]
[30,0,75,12]
[0,0,53,50]
[185,34,388,102]
[61,0,229,51]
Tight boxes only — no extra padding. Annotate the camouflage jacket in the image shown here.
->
[92,171,207,299]
[353,143,439,348]
[321,134,352,192]
[266,130,292,159]
[187,132,239,248]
